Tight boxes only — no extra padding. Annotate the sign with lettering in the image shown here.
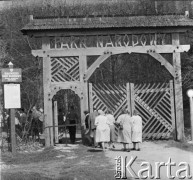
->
[2,68,22,82]
[4,84,21,109]
[49,33,172,49]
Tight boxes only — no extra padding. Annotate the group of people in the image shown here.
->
[1,109,27,136]
[84,108,142,152]
[0,106,44,141]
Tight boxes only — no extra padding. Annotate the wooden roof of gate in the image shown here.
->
[21,14,193,34]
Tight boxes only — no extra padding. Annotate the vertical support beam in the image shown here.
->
[79,55,88,143]
[10,109,16,155]
[54,101,58,143]
[172,33,184,141]
[127,83,135,116]
[79,55,88,124]
[126,83,131,114]
[169,80,176,139]
[189,96,193,142]
[89,83,93,113]
[130,83,135,116]
[42,37,53,146]
[64,91,68,113]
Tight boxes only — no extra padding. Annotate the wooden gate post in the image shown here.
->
[79,55,88,126]
[88,83,93,113]
[10,109,16,155]
[169,80,176,139]
[127,83,135,115]
[42,37,54,146]
[54,101,58,144]
[172,33,184,141]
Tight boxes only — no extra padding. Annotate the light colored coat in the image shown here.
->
[116,114,132,144]
[131,115,142,143]
[88,110,98,130]
[95,115,110,143]
[106,114,115,142]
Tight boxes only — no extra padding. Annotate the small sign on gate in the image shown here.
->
[2,68,22,82]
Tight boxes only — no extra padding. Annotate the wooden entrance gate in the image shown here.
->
[22,14,193,145]
[89,81,175,140]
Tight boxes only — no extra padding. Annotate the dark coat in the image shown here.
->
[88,110,98,130]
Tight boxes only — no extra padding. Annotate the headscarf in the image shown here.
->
[98,110,105,115]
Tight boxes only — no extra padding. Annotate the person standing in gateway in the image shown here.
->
[88,108,98,147]
[66,106,78,144]
[131,110,142,151]
[95,110,110,151]
[116,109,132,152]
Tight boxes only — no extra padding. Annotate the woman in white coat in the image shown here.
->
[106,109,116,149]
[131,110,142,151]
[95,110,110,150]
[116,109,132,152]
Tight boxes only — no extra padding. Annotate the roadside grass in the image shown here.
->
[1,144,116,180]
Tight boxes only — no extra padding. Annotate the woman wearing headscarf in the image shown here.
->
[116,109,132,152]
[95,110,110,151]
[131,110,142,151]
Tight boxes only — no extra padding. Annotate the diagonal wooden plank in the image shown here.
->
[147,83,168,108]
[103,83,125,104]
[135,95,172,130]
[85,54,111,81]
[99,83,121,105]
[93,85,117,110]
[140,83,161,106]
[148,52,175,77]
[158,103,171,119]
[145,120,162,139]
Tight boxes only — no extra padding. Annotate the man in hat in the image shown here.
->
[66,106,78,144]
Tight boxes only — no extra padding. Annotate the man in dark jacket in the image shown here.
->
[88,108,98,147]
[84,110,89,130]
[66,106,78,144]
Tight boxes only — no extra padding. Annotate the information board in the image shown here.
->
[4,84,21,109]
[2,68,22,82]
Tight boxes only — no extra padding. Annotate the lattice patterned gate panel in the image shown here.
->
[89,81,175,140]
[89,83,128,139]
[89,83,128,119]
[133,81,175,140]
[51,57,80,82]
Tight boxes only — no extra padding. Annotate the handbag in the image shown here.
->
[119,124,123,130]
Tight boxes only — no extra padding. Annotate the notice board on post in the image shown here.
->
[4,84,21,109]
[2,68,22,82]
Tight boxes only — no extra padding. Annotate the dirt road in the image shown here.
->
[1,141,193,180]
[106,141,193,180]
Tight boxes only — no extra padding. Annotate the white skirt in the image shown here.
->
[95,128,110,143]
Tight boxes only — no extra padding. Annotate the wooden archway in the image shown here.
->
[22,15,193,146]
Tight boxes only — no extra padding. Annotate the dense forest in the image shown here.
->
[0,0,193,126]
